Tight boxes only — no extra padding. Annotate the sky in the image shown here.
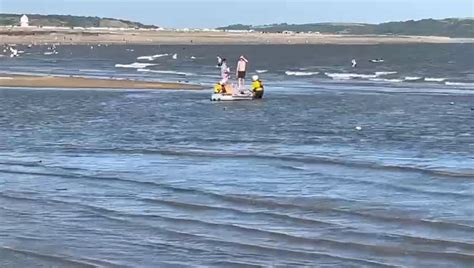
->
[0,0,473,28]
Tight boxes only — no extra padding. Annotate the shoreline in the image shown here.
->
[0,74,203,90]
[1,28,473,45]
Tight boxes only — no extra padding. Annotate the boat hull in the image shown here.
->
[211,93,254,101]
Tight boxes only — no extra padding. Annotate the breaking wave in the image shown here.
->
[285,71,320,76]
[445,81,474,87]
[115,62,158,69]
[137,54,169,61]
[425,77,447,82]
[325,73,377,80]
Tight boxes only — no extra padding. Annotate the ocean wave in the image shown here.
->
[256,70,268,73]
[3,189,473,263]
[325,73,377,80]
[59,147,474,179]
[404,76,424,82]
[369,78,404,83]
[375,71,398,76]
[138,69,194,76]
[78,69,117,74]
[285,71,319,76]
[445,82,474,87]
[137,54,169,61]
[0,246,102,267]
[115,62,157,69]
[43,51,58,56]
[424,77,447,82]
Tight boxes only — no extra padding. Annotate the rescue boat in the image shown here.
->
[210,83,254,101]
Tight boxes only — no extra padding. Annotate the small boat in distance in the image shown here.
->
[211,83,254,101]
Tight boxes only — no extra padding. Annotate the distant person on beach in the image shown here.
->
[236,55,248,90]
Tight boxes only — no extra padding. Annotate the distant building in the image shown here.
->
[20,15,29,27]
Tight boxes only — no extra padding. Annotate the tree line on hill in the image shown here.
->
[0,13,157,29]
[218,18,474,38]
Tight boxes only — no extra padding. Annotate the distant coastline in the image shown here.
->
[1,27,472,45]
[218,18,474,38]
[0,14,473,45]
[0,13,157,29]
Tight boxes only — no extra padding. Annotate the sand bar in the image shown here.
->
[0,75,203,90]
[1,28,473,45]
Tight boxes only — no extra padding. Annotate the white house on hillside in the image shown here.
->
[20,15,29,27]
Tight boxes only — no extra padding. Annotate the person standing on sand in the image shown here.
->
[236,55,248,90]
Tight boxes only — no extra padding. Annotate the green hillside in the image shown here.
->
[219,18,474,38]
[0,13,158,29]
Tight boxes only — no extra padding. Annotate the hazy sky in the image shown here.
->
[1,0,473,28]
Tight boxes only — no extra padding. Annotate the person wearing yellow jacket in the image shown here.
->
[251,75,264,99]
[214,81,226,94]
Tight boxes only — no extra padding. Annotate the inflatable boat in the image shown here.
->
[211,83,255,101]
[211,92,254,101]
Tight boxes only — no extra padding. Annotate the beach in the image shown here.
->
[1,27,473,45]
[0,74,201,90]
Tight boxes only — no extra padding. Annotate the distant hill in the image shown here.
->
[0,13,158,29]
[218,18,474,38]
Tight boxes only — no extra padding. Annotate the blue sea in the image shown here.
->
[0,44,473,267]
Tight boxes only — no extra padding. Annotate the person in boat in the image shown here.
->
[251,75,264,99]
[214,81,227,94]
[236,55,248,90]
[220,58,230,83]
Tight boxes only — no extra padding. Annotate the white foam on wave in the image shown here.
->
[375,71,397,76]
[369,78,404,83]
[115,63,157,69]
[137,54,169,61]
[404,76,424,81]
[44,51,58,55]
[325,73,377,80]
[256,70,268,73]
[424,77,447,82]
[138,69,194,76]
[445,82,474,87]
[285,71,319,76]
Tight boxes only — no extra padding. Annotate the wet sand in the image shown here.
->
[0,75,202,90]
[1,27,472,45]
